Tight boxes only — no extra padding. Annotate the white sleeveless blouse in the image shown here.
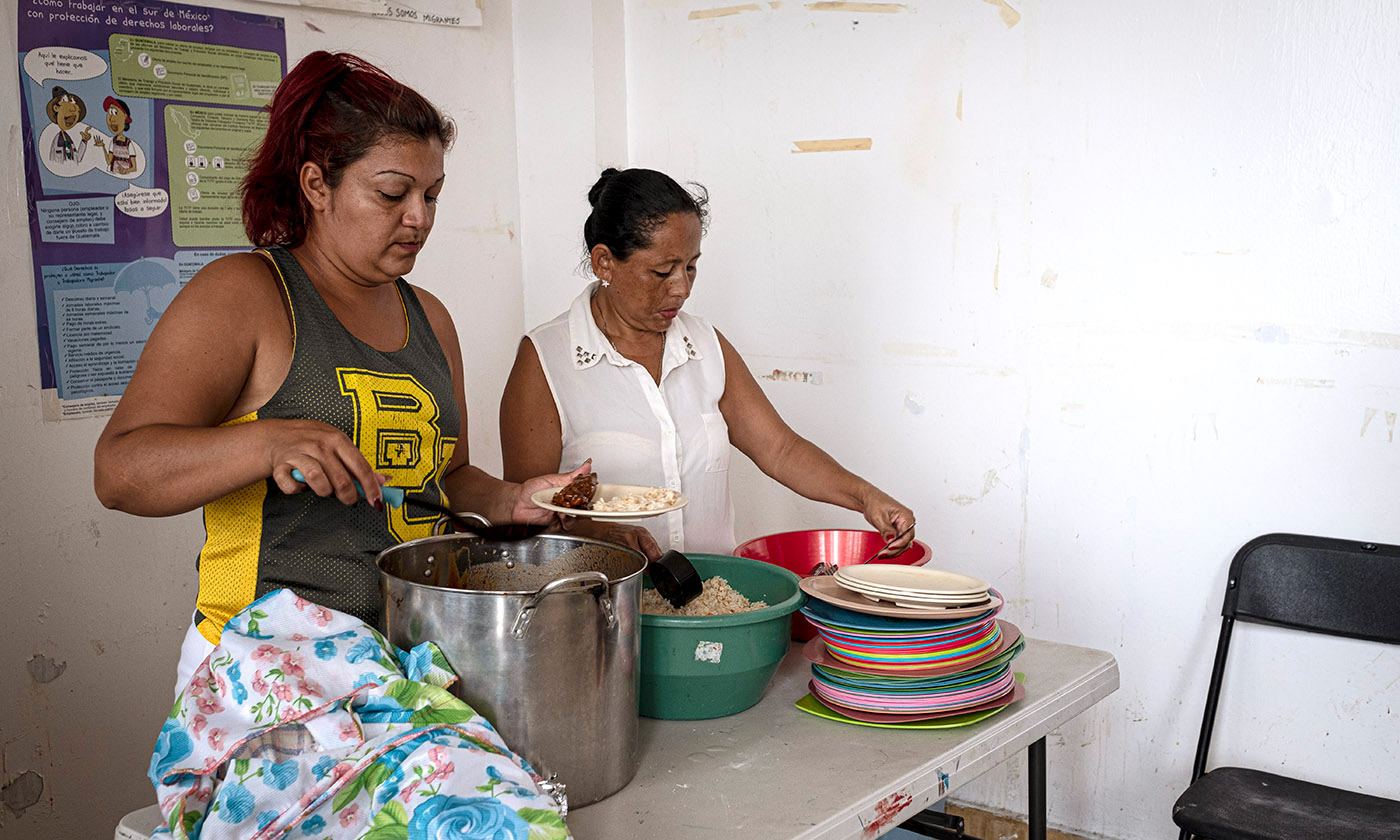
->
[527,282,736,554]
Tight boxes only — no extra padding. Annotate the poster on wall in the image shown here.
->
[17,0,287,421]
[249,0,482,28]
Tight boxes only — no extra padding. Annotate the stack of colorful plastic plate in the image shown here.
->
[793,574,1026,728]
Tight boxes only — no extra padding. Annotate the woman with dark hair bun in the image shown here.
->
[94,51,583,692]
[501,167,914,558]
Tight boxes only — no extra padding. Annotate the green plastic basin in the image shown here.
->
[640,553,805,720]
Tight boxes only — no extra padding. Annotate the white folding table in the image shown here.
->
[118,637,1118,840]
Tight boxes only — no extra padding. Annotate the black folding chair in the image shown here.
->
[1173,533,1400,840]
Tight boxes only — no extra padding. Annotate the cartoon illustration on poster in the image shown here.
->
[17,0,286,420]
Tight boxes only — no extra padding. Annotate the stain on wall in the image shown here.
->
[981,0,1021,27]
[1,770,45,818]
[760,368,825,384]
[1193,412,1219,441]
[1254,377,1334,388]
[792,137,873,153]
[950,469,1004,506]
[882,342,957,360]
[26,654,66,684]
[806,1,906,12]
[1360,408,1397,442]
[689,3,762,19]
[1338,329,1400,351]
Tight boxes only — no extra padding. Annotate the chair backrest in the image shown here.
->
[1224,533,1400,644]
[1187,533,1400,787]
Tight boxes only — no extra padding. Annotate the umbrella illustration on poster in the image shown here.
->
[113,258,178,324]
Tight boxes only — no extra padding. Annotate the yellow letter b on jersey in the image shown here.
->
[337,368,443,494]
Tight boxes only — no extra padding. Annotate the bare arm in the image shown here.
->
[717,330,916,553]
[418,293,579,526]
[93,253,384,515]
[500,337,564,482]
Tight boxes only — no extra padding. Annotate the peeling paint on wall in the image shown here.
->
[689,3,762,19]
[1255,377,1334,389]
[806,1,906,13]
[1360,408,1397,442]
[981,0,1021,27]
[791,137,873,153]
[1,770,44,818]
[760,368,824,384]
[26,654,65,683]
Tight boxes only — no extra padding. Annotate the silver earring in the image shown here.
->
[600,279,610,287]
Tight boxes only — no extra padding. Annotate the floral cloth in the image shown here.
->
[149,589,571,840]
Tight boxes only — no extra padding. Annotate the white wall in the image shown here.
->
[618,1,1400,838]
[0,3,523,836]
[7,1,1399,838]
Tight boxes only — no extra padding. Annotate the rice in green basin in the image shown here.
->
[641,575,769,616]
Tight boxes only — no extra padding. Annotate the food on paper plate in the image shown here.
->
[551,472,598,509]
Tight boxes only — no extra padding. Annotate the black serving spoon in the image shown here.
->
[290,470,547,542]
[649,550,703,608]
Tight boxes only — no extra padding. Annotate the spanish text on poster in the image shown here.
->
[18,0,287,421]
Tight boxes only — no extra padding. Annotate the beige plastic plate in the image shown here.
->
[836,564,989,596]
[529,483,688,519]
[801,575,1004,619]
[833,576,986,602]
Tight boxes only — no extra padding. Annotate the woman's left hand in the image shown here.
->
[861,487,916,557]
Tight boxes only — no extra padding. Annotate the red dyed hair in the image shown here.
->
[241,52,455,248]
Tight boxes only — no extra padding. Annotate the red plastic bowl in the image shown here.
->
[733,529,931,641]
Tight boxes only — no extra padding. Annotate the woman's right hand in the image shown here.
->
[263,418,387,508]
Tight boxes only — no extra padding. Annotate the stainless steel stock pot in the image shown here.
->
[377,532,646,807]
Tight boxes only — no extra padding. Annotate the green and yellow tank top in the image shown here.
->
[194,246,460,643]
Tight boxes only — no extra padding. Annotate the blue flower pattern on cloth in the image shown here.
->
[147,589,571,839]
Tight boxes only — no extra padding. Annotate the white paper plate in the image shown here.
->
[836,564,990,596]
[529,483,688,519]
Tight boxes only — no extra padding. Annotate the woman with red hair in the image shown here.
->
[94,52,583,691]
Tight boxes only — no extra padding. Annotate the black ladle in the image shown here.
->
[290,470,547,542]
[650,550,703,608]
[407,498,549,542]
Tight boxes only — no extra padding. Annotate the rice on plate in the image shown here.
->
[641,575,768,616]
[592,487,681,512]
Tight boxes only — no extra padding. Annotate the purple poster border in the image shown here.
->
[17,0,286,397]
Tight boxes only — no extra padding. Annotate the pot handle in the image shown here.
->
[511,571,616,639]
[431,511,491,537]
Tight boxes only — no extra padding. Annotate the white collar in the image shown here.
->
[566,281,703,371]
